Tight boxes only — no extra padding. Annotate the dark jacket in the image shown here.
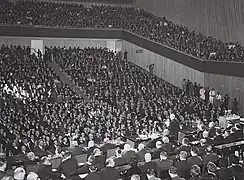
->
[114,157,127,167]
[213,135,224,145]
[100,167,120,180]
[86,172,101,180]
[38,164,59,180]
[187,156,203,167]
[156,159,173,179]
[57,157,78,178]
[174,160,192,179]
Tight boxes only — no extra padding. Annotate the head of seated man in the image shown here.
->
[159,151,168,160]
[179,151,188,161]
[14,167,26,180]
[131,174,140,180]
[27,172,39,180]
[144,153,152,163]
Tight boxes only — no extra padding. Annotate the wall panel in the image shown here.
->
[135,0,244,45]
[0,37,31,47]
[123,40,204,88]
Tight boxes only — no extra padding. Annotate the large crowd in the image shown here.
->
[0,0,244,62]
[0,0,243,179]
[0,44,242,180]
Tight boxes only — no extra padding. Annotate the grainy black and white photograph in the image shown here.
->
[0,0,244,180]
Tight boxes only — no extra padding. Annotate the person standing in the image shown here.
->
[209,88,215,104]
[168,114,180,141]
[232,98,239,115]
[215,92,222,107]
[182,79,186,93]
[199,87,205,101]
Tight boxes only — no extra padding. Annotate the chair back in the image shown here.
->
[50,156,62,169]
[26,164,39,173]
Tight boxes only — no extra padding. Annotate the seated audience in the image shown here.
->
[100,158,120,180]
[174,151,191,179]
[156,151,173,179]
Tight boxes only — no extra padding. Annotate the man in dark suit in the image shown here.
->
[78,155,94,174]
[208,122,216,138]
[100,158,120,180]
[34,139,49,158]
[48,139,62,155]
[0,153,7,180]
[213,128,224,145]
[198,139,208,156]
[38,156,59,180]
[86,165,101,180]
[68,141,85,157]
[156,151,173,179]
[174,151,192,179]
[137,143,149,162]
[187,147,203,167]
[202,146,219,166]
[122,144,137,163]
[228,155,243,180]
[235,124,243,140]
[161,136,174,154]
[152,141,163,159]
[168,166,185,180]
[202,130,214,145]
[142,153,156,174]
[93,148,106,170]
[174,138,191,155]
[114,149,127,167]
[168,114,180,140]
[57,151,81,180]
[87,141,98,157]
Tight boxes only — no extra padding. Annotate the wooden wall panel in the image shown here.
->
[204,73,244,113]
[0,36,31,47]
[135,0,244,45]
[122,40,204,88]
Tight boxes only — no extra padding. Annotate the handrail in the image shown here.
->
[1,23,243,64]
